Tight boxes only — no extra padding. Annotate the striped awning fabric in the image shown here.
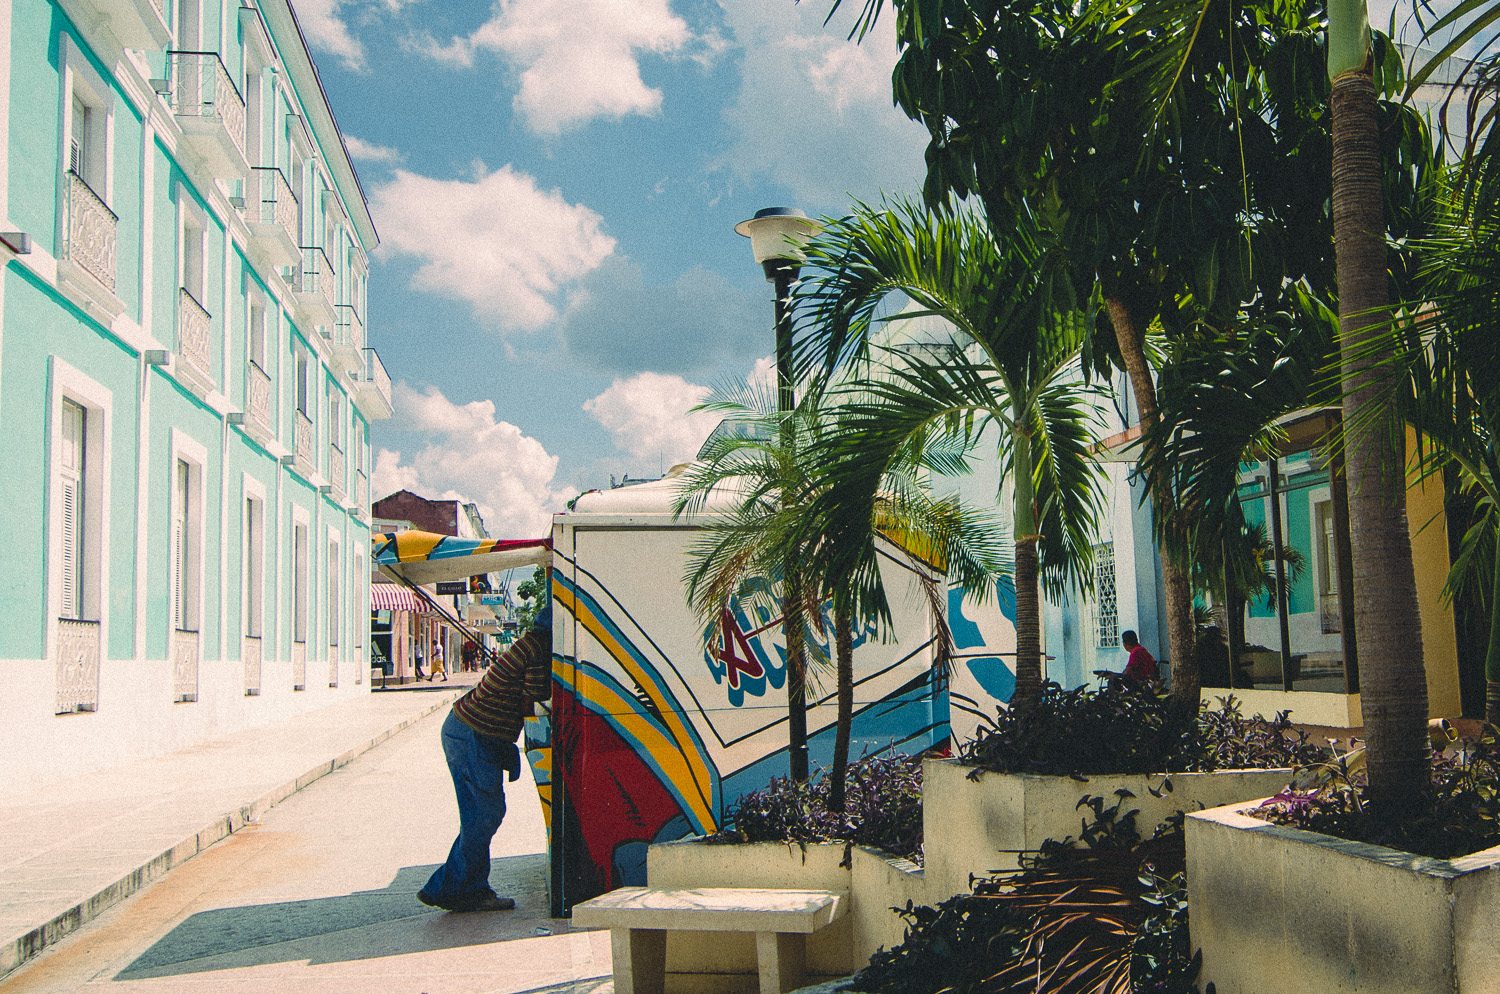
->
[370,583,420,612]
[371,530,551,585]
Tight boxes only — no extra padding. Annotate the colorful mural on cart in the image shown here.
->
[528,562,951,907]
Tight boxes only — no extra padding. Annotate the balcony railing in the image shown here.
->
[246,360,272,435]
[351,347,393,420]
[55,618,100,714]
[336,303,363,348]
[294,409,314,468]
[249,166,299,264]
[172,628,199,703]
[176,288,213,388]
[243,635,261,696]
[62,170,118,293]
[296,245,336,316]
[328,442,346,496]
[166,51,246,172]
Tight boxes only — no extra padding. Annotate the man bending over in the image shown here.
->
[418,600,552,912]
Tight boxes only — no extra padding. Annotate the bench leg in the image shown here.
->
[755,931,806,994]
[610,928,666,994]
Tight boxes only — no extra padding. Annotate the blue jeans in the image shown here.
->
[420,712,513,906]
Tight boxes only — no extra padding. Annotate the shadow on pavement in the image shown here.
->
[114,853,585,980]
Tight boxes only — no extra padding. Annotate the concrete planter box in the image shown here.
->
[646,839,924,993]
[1187,801,1500,994]
[922,758,1295,901]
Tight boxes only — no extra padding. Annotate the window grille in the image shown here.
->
[1094,542,1119,649]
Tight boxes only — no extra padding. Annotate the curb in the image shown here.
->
[0,691,460,981]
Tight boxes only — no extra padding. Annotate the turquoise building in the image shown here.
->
[0,0,391,790]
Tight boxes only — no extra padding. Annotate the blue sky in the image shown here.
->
[300,0,930,536]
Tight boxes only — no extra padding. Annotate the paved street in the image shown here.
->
[0,704,611,994]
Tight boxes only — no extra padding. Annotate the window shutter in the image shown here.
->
[70,97,87,178]
[60,476,79,620]
[175,461,189,630]
[59,401,85,621]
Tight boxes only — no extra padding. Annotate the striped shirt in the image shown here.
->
[451,629,553,742]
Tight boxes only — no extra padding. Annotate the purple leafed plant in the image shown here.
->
[710,753,924,862]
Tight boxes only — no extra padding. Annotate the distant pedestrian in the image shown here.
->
[414,640,426,682]
[1121,630,1158,683]
[418,600,552,913]
[429,639,447,682]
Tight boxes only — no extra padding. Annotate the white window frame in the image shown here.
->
[169,431,208,639]
[291,506,309,646]
[328,527,341,658]
[245,279,267,373]
[353,548,365,650]
[57,35,115,210]
[243,475,266,639]
[294,346,312,417]
[328,386,343,456]
[46,358,111,633]
[177,193,208,309]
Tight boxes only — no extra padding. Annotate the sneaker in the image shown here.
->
[419,890,515,912]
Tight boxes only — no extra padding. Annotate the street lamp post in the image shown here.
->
[735,207,820,783]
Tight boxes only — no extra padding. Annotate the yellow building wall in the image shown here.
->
[1406,434,1463,718]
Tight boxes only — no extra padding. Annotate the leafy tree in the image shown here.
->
[794,201,1105,707]
[826,0,1354,706]
[515,565,549,633]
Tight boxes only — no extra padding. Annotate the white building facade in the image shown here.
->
[0,0,391,791]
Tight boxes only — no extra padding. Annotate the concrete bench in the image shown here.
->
[571,886,848,994]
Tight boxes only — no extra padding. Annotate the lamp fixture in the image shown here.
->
[733,207,821,278]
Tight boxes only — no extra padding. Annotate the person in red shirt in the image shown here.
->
[1121,630,1158,682]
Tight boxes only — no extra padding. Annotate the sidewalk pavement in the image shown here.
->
[0,677,478,981]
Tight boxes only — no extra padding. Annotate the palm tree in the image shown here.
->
[794,201,1105,707]
[827,0,1349,709]
[676,380,818,783]
[676,378,1006,800]
[1325,0,1433,819]
[1355,172,1500,726]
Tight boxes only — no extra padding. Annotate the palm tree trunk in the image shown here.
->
[1011,420,1044,706]
[829,603,854,812]
[1330,57,1431,817]
[1103,294,1200,705]
[1485,553,1500,726]
[784,574,811,783]
[1228,590,1247,687]
[1013,536,1042,704]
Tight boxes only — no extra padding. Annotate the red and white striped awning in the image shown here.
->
[370,583,420,612]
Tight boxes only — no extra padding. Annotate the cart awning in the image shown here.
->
[372,530,552,585]
[370,583,420,612]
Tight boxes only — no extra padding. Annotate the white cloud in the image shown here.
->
[583,372,719,465]
[719,3,928,211]
[343,135,404,163]
[372,382,568,538]
[421,0,691,134]
[370,164,615,330]
[293,0,417,69]
[293,0,366,68]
